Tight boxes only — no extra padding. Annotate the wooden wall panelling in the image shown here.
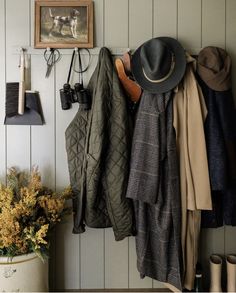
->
[0,0,6,180]
[153,0,177,38]
[55,218,80,291]
[81,228,105,289]
[129,0,152,49]
[5,0,30,170]
[104,0,129,48]
[200,228,225,290]
[177,0,202,49]
[225,227,236,259]
[202,0,226,48]
[54,54,80,290]
[105,229,129,288]
[226,0,236,103]
[93,0,104,47]
[5,0,30,81]
[30,0,34,47]
[30,55,55,188]
[225,0,236,261]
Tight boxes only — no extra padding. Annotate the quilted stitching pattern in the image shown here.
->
[65,110,89,233]
[65,48,134,240]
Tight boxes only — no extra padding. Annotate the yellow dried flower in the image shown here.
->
[24,224,49,250]
[0,185,13,208]
[20,187,37,207]
[62,186,73,199]
[0,210,21,248]
[28,167,42,192]
[38,195,65,222]
[11,201,32,218]
[0,167,71,259]
[35,224,49,245]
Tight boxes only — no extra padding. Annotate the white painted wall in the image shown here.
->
[0,0,236,290]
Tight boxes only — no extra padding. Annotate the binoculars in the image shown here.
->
[60,82,91,110]
[60,48,91,111]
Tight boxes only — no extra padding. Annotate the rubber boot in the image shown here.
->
[227,254,236,292]
[209,254,222,292]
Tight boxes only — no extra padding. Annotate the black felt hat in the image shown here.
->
[131,37,186,94]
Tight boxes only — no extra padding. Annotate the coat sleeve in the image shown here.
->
[216,90,236,185]
[100,59,135,241]
[65,110,90,234]
[186,68,212,210]
[174,64,212,211]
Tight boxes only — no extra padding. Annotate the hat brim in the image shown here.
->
[131,37,186,94]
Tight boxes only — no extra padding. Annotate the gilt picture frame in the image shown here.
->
[34,0,94,48]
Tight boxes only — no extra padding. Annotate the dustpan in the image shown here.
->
[4,49,44,125]
[4,90,44,125]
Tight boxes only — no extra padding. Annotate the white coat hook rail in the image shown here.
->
[12,46,131,56]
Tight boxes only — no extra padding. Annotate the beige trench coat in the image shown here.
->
[173,53,212,290]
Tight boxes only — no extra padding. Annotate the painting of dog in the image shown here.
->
[35,1,94,48]
[48,8,80,39]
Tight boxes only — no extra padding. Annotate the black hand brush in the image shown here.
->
[5,82,19,117]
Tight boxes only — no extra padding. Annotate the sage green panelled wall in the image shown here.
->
[0,0,236,290]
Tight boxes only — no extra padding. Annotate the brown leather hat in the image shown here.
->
[197,46,231,91]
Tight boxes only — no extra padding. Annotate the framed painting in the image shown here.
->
[34,0,93,48]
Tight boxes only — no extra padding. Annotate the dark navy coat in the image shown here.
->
[198,77,236,227]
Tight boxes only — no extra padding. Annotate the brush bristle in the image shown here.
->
[5,82,19,117]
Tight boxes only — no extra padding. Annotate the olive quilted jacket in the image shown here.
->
[65,47,135,241]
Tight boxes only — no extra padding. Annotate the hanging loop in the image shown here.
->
[73,48,91,74]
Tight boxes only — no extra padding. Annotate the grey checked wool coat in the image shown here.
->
[126,91,183,291]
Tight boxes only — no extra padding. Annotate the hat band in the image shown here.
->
[142,56,175,84]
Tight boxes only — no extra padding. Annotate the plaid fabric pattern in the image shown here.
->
[126,91,183,290]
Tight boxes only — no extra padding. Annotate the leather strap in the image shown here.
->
[67,50,75,84]
[73,48,91,74]
[67,48,91,85]
[78,49,83,86]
